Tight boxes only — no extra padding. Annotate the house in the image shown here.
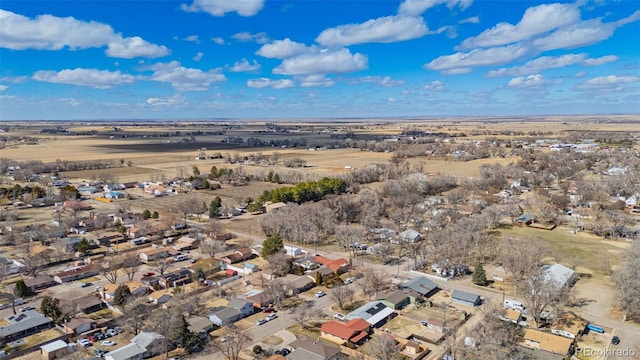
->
[187,316,216,339]
[378,290,410,310]
[549,312,587,339]
[57,237,84,253]
[402,277,440,299]
[105,191,126,200]
[398,229,422,243]
[311,255,349,274]
[208,298,254,326]
[101,281,149,300]
[286,275,316,295]
[523,329,574,356]
[103,183,125,192]
[245,291,275,309]
[426,318,445,333]
[307,266,334,284]
[148,290,172,305]
[287,337,345,360]
[515,214,536,226]
[139,247,170,263]
[173,236,199,251]
[542,264,577,289]
[347,301,395,328]
[63,317,96,335]
[500,309,525,325]
[23,276,57,293]
[284,245,304,257]
[320,318,371,346]
[403,341,426,356]
[451,290,481,307]
[265,202,286,213]
[104,343,146,360]
[158,268,192,288]
[220,248,255,264]
[65,295,106,314]
[40,340,73,360]
[0,310,54,343]
[53,264,101,284]
[131,331,167,358]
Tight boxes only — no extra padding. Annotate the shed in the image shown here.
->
[451,290,481,307]
[40,340,72,360]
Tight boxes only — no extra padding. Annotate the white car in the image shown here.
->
[101,340,116,346]
[106,328,118,337]
[266,313,278,321]
[344,277,354,284]
[256,319,268,326]
[315,291,326,298]
[77,339,91,347]
[334,313,346,321]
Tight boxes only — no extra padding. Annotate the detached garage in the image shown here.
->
[452,290,481,307]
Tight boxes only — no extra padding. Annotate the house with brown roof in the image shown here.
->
[550,312,587,339]
[63,295,106,314]
[306,266,334,284]
[63,317,96,335]
[500,309,526,325]
[285,274,316,295]
[221,248,255,264]
[23,276,57,293]
[523,329,574,356]
[288,337,345,360]
[173,236,199,251]
[53,264,101,284]
[378,290,410,310]
[426,318,444,333]
[320,318,371,346]
[100,281,150,300]
[311,255,349,274]
[148,290,172,305]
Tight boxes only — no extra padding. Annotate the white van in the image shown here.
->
[173,254,188,262]
[504,299,526,312]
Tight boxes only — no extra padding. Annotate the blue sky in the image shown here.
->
[1,0,639,120]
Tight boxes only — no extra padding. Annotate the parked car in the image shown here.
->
[280,348,291,356]
[315,291,326,298]
[87,335,97,343]
[421,320,429,327]
[256,319,268,326]
[612,336,620,345]
[77,339,91,347]
[106,328,118,337]
[263,307,276,313]
[101,340,116,346]
[266,313,278,321]
[94,349,107,356]
[81,282,92,288]
[334,314,346,321]
[94,332,105,340]
[344,277,354,284]
[142,272,155,277]
[19,306,35,312]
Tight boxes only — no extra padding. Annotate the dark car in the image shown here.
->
[612,336,620,345]
[81,282,92,288]
[280,348,291,356]
[263,307,276,313]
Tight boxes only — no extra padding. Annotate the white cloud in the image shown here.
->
[256,38,311,59]
[247,78,294,89]
[487,54,618,77]
[183,35,200,43]
[458,3,580,50]
[193,52,204,62]
[32,68,135,88]
[181,0,264,17]
[532,11,640,52]
[507,74,561,88]
[0,85,7,91]
[297,75,335,87]
[424,43,530,74]
[232,31,269,44]
[145,94,186,107]
[0,10,169,58]
[398,0,472,17]
[460,16,479,24]
[424,80,444,91]
[106,36,170,59]
[316,15,428,47]
[0,76,29,83]
[273,48,368,75]
[211,36,225,45]
[350,76,404,87]
[230,58,261,72]
[576,75,639,90]
[146,61,226,91]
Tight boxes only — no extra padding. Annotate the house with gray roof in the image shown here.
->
[398,229,422,243]
[131,331,167,358]
[542,264,577,289]
[0,310,54,344]
[104,343,146,360]
[287,337,345,360]
[451,290,481,307]
[402,276,440,299]
[346,301,395,328]
[208,298,254,326]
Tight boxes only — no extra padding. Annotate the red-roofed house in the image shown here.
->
[320,318,371,346]
[311,255,349,274]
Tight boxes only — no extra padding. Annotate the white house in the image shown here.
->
[208,298,254,326]
[284,245,304,257]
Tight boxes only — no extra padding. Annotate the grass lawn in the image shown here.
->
[497,225,629,277]
[286,323,320,339]
[10,328,64,351]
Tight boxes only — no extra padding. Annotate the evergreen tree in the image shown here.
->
[114,284,131,307]
[13,279,29,297]
[261,235,284,257]
[272,173,281,184]
[170,311,201,352]
[202,178,210,189]
[152,211,160,219]
[40,296,66,324]
[142,209,152,219]
[76,238,91,254]
[266,171,273,182]
[472,263,488,286]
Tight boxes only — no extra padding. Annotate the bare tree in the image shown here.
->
[612,240,640,321]
[98,172,118,185]
[522,269,566,327]
[149,258,171,276]
[120,299,150,335]
[291,303,318,330]
[102,255,122,284]
[333,224,366,251]
[266,252,291,277]
[329,284,354,311]
[500,237,546,295]
[369,334,398,360]
[122,253,140,281]
[217,326,252,360]
[200,238,225,259]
